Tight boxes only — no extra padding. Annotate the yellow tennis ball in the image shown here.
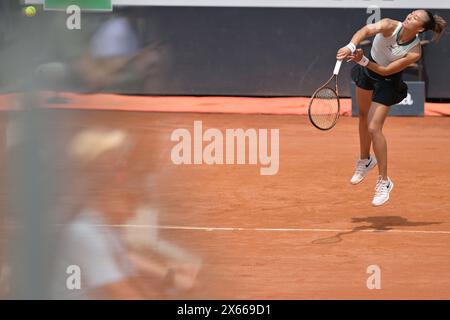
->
[24,6,37,17]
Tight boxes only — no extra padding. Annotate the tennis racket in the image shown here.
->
[308,60,342,131]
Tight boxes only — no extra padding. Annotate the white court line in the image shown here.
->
[92,224,450,235]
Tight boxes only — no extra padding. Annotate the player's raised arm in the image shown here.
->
[336,19,394,61]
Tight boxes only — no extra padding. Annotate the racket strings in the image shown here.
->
[309,87,339,130]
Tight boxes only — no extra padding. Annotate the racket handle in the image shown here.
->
[333,60,343,75]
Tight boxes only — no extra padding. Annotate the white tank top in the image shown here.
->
[371,22,420,67]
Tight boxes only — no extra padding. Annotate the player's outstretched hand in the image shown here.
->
[336,46,352,60]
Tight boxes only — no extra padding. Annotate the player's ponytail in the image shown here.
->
[432,15,448,42]
[424,11,448,42]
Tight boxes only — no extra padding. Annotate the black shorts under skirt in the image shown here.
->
[351,62,408,107]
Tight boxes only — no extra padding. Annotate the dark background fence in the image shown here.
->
[1,5,449,98]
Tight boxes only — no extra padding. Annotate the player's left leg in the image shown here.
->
[350,86,377,185]
[367,102,394,206]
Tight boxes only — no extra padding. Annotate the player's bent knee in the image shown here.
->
[367,124,382,136]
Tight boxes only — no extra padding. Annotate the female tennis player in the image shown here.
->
[336,10,447,206]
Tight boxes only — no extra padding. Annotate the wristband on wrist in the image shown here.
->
[346,42,357,53]
[357,55,370,67]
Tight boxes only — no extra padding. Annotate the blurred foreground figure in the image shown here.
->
[52,128,200,299]
[36,8,167,95]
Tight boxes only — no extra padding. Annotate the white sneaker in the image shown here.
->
[350,155,377,185]
[372,176,394,207]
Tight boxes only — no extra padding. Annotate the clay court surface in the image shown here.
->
[1,98,450,299]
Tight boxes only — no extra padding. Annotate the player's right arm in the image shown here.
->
[336,18,396,60]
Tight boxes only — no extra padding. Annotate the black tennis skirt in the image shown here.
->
[351,55,408,107]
